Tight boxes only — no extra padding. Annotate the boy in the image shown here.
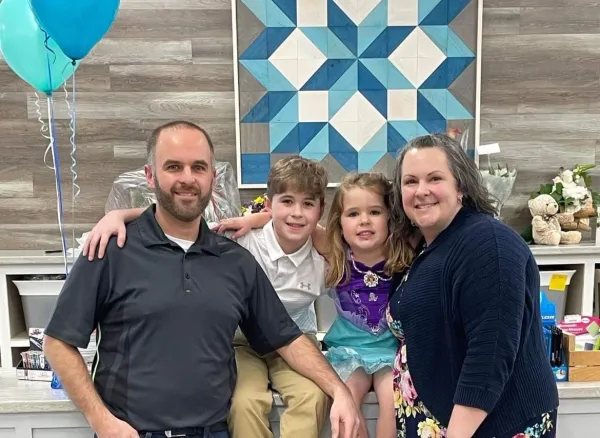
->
[82,156,331,438]
[221,156,330,438]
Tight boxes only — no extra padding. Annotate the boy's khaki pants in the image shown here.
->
[228,333,330,438]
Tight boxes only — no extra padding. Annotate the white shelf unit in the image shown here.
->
[530,243,600,319]
[0,256,73,370]
[1,246,600,370]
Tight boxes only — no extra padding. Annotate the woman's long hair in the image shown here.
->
[324,172,414,289]
[389,134,498,244]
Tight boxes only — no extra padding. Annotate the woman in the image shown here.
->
[386,134,558,438]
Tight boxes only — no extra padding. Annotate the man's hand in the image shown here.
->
[330,385,360,438]
[94,415,138,438]
[276,336,361,438]
[43,337,132,438]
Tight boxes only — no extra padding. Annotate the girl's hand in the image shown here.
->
[82,211,128,260]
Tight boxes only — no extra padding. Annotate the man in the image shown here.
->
[43,121,360,438]
[83,156,333,438]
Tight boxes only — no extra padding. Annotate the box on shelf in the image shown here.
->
[16,365,53,382]
[541,294,568,382]
[543,328,568,382]
[15,328,96,382]
[560,320,600,382]
[541,291,557,327]
[594,269,600,317]
[539,270,576,322]
[12,277,64,329]
[29,327,43,351]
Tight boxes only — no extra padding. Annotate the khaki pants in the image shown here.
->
[228,333,330,438]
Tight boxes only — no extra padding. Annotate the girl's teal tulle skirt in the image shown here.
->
[323,316,398,382]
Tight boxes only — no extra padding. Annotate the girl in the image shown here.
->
[317,172,413,438]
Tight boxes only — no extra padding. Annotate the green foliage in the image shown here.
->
[520,223,533,244]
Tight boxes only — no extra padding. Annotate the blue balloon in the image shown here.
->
[29,0,120,61]
[0,0,79,94]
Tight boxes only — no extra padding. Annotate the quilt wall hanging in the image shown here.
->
[233,0,480,186]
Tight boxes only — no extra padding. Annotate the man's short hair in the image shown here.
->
[267,156,328,206]
[146,120,215,166]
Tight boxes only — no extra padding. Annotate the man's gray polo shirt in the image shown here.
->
[44,205,303,432]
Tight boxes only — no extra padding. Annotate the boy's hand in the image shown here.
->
[211,211,272,238]
[212,217,252,239]
[83,210,128,260]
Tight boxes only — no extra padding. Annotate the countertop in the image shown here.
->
[0,250,78,266]
[0,369,599,414]
[529,242,600,256]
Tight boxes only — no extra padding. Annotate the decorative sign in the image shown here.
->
[233,0,480,186]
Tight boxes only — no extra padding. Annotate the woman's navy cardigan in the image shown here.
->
[389,207,559,437]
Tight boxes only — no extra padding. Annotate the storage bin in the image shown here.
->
[563,331,600,382]
[12,280,64,329]
[539,270,576,322]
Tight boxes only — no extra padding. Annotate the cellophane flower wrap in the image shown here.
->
[480,158,517,220]
[104,161,242,223]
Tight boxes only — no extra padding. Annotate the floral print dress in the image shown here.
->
[385,307,557,438]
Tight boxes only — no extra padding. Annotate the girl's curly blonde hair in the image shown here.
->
[324,172,414,289]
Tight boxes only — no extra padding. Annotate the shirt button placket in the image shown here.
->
[184,255,191,293]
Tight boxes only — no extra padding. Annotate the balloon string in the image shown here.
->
[47,96,69,275]
[62,70,79,262]
[42,29,58,64]
[35,92,54,169]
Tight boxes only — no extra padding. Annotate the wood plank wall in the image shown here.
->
[0,0,244,249]
[0,0,598,249]
[481,0,600,232]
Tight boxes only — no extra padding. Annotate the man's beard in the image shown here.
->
[154,176,212,223]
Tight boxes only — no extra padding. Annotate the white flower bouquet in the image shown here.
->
[480,159,517,220]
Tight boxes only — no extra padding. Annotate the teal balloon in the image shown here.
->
[0,0,79,94]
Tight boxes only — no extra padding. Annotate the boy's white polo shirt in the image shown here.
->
[235,220,326,335]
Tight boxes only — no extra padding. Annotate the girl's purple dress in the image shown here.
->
[323,257,398,382]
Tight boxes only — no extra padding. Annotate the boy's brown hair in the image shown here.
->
[267,156,328,206]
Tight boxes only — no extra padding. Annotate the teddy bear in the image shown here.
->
[528,194,581,245]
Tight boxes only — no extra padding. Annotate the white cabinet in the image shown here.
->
[0,413,93,438]
[0,248,599,438]
[31,427,92,438]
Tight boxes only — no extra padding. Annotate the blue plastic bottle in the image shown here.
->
[51,372,63,389]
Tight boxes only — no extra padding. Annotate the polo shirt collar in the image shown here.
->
[263,220,312,267]
[138,205,220,256]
